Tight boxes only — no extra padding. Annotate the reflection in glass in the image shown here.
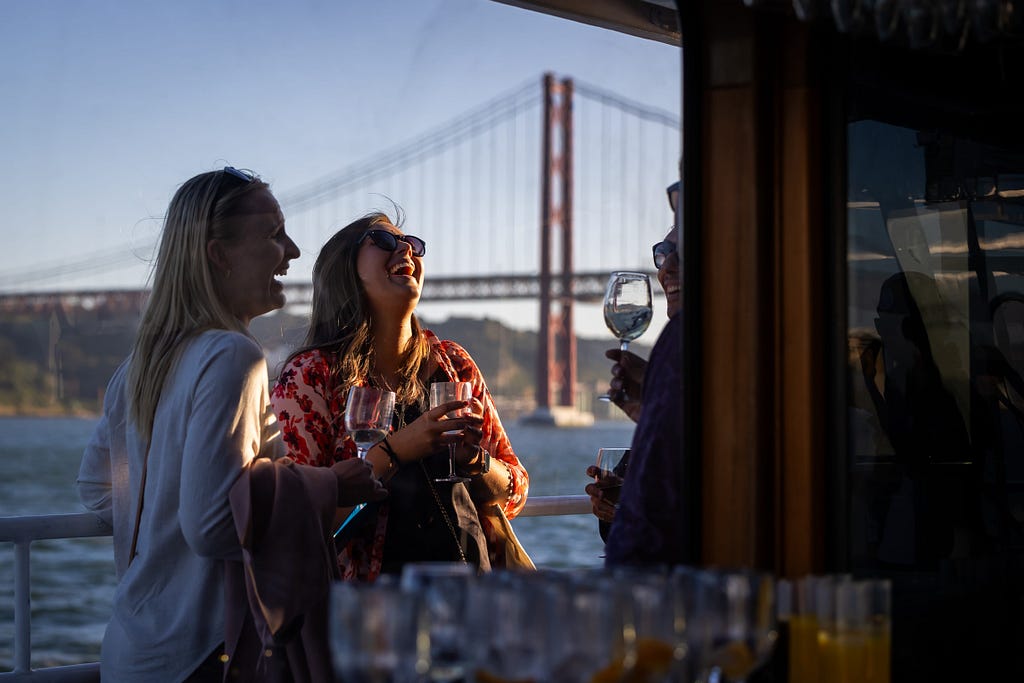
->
[845,113,1024,679]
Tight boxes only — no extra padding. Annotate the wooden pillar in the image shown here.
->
[772,20,826,579]
[697,1,826,574]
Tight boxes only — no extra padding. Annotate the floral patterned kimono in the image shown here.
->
[270,329,528,580]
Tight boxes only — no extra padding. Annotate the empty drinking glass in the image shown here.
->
[330,576,415,683]
[429,381,473,483]
[400,562,476,682]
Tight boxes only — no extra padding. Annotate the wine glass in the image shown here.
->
[345,385,396,460]
[466,571,556,683]
[337,385,395,536]
[429,381,473,483]
[330,575,415,683]
[594,447,629,508]
[400,562,476,682]
[599,271,653,401]
[691,569,778,683]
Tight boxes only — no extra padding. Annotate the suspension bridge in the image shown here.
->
[0,73,679,415]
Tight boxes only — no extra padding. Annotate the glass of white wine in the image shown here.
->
[599,271,653,402]
[345,385,396,460]
[429,381,473,483]
[336,385,396,538]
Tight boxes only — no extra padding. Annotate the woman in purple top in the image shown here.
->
[602,311,686,565]
[586,181,681,538]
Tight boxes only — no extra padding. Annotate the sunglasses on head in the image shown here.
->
[210,167,257,222]
[652,239,676,269]
[666,180,680,213]
[223,166,257,184]
[362,229,426,257]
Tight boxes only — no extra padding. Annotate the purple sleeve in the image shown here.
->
[604,314,687,567]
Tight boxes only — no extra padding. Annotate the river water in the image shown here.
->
[0,416,634,669]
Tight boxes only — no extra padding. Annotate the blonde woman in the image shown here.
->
[77,168,385,682]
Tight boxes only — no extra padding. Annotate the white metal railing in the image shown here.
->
[0,495,590,681]
[0,513,110,682]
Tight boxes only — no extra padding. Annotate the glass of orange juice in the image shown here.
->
[783,576,821,683]
[815,577,891,683]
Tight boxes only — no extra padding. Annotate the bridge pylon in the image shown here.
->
[531,73,579,423]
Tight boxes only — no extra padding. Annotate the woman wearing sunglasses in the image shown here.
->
[604,224,681,422]
[586,181,682,531]
[271,212,529,580]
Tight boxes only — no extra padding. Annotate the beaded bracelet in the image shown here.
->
[504,460,514,502]
[378,437,402,470]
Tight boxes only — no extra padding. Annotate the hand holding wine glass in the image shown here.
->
[429,381,473,483]
[599,271,653,402]
[586,447,629,523]
[345,385,396,460]
[336,385,395,537]
[604,348,647,422]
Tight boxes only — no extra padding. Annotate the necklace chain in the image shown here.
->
[371,372,409,431]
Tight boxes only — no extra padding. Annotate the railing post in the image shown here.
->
[13,540,31,673]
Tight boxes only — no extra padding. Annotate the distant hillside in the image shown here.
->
[0,307,649,418]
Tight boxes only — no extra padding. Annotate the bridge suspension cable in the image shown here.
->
[277,78,541,212]
[3,74,679,292]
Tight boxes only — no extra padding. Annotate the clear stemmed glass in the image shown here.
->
[466,572,556,683]
[330,575,415,683]
[690,569,778,683]
[336,385,395,536]
[599,271,653,402]
[345,385,396,460]
[400,562,476,683]
[594,447,629,509]
[429,381,473,483]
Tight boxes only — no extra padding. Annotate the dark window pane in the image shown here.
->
[844,48,1024,680]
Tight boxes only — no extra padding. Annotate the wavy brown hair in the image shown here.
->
[286,212,430,406]
[128,169,269,440]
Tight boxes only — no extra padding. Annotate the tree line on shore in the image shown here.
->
[0,308,645,418]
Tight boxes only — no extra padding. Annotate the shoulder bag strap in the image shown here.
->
[419,462,468,564]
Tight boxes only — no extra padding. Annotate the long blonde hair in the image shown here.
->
[285,212,430,406]
[127,169,269,440]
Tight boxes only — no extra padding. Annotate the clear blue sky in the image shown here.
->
[0,0,679,338]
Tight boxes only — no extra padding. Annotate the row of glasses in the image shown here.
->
[329,563,778,683]
[777,575,891,683]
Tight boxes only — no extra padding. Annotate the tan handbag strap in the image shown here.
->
[127,442,151,566]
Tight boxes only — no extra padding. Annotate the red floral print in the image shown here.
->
[270,329,529,580]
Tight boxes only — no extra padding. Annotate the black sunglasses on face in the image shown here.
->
[362,229,426,257]
[653,239,677,269]
[666,181,680,213]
